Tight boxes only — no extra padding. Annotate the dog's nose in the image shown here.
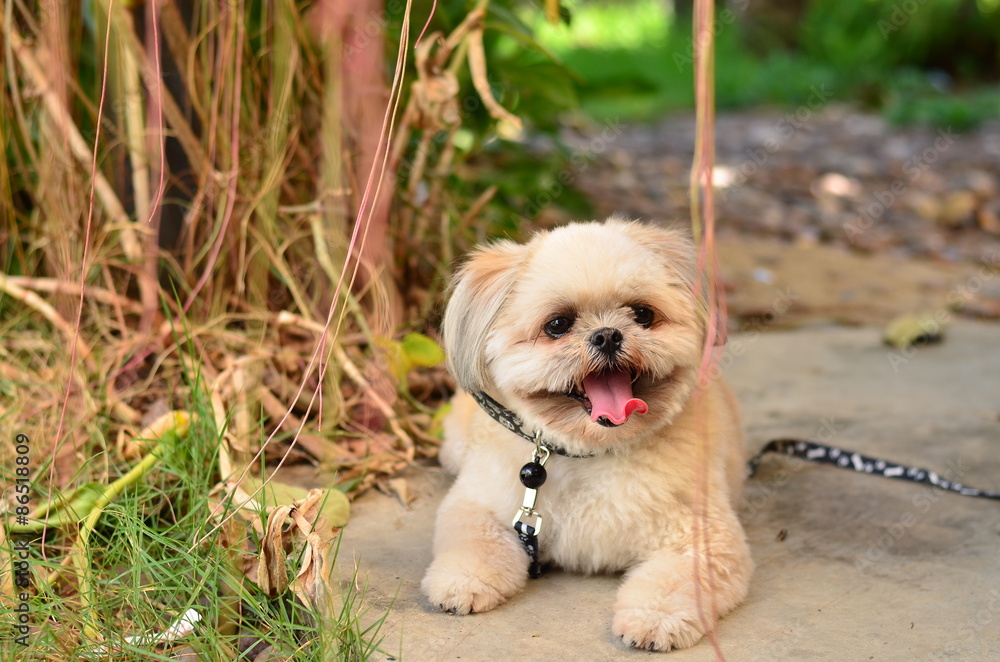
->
[590,327,623,356]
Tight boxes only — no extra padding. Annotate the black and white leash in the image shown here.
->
[748,438,1000,500]
[472,391,1000,579]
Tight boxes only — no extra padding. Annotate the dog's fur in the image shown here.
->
[422,218,752,651]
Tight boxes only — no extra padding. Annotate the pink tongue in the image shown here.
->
[582,370,648,425]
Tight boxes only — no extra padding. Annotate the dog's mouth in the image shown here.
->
[566,368,649,428]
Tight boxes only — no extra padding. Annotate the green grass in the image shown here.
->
[530,0,670,51]
[1,329,386,661]
[883,71,1000,130]
[517,0,999,128]
[3,425,386,660]
[517,0,841,121]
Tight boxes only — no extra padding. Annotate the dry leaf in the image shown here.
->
[288,490,341,616]
[254,505,293,596]
[382,478,414,508]
[883,312,947,349]
[293,433,350,464]
[237,486,344,613]
[290,514,338,618]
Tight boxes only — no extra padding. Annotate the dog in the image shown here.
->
[422,217,752,651]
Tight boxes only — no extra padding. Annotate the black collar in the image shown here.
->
[470,391,597,459]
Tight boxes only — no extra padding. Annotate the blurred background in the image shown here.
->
[1,0,999,658]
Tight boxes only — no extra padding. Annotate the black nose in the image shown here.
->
[590,327,623,356]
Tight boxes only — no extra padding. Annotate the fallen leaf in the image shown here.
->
[883,312,947,349]
[240,485,346,610]
[254,505,293,596]
[382,478,414,508]
[290,521,338,618]
[293,433,350,464]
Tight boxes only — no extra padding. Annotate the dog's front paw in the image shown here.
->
[612,607,705,652]
[422,553,523,615]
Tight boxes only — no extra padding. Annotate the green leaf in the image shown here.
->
[376,333,445,388]
[453,127,475,152]
[400,332,445,369]
[16,482,106,532]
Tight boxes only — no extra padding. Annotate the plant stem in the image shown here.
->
[72,430,178,644]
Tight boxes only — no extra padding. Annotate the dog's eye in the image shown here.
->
[632,306,655,328]
[544,316,574,338]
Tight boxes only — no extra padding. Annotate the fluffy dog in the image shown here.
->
[422,218,752,651]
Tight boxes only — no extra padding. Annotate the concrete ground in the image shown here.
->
[339,322,1000,661]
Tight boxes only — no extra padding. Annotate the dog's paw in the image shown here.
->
[612,607,706,652]
[421,556,520,615]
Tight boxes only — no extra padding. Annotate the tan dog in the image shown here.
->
[422,218,752,651]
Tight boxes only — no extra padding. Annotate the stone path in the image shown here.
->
[340,322,1000,661]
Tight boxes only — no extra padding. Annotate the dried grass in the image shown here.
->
[0,1,485,499]
[0,0,513,655]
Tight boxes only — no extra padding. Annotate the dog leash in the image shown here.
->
[748,438,1000,500]
[472,391,1000,579]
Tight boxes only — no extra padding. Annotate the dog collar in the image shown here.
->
[470,391,598,459]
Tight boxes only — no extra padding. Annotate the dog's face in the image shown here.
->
[443,218,706,454]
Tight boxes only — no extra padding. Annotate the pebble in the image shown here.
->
[568,109,1000,265]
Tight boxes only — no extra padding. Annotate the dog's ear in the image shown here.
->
[618,220,725,345]
[616,220,697,288]
[442,240,528,392]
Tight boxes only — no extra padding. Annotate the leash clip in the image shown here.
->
[530,430,550,465]
[512,431,550,534]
